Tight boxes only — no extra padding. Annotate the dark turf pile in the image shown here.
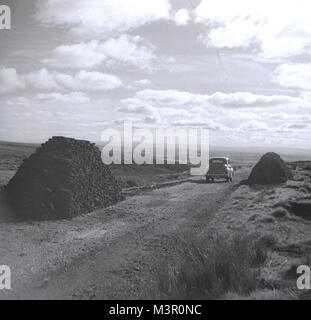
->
[3,136,123,221]
[247,152,292,185]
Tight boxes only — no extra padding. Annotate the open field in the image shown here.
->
[0,141,310,299]
[1,140,309,188]
[0,141,189,189]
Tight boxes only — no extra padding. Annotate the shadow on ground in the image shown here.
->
[190,179,231,185]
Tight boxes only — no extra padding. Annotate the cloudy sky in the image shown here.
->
[0,0,311,149]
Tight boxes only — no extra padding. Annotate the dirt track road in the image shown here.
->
[0,173,244,300]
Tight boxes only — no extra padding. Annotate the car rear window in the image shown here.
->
[210,158,226,164]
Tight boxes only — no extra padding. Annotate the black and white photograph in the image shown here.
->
[0,0,311,306]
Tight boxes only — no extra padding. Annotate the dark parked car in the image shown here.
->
[206,157,234,182]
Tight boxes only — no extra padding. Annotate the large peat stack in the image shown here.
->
[247,152,292,185]
[4,136,123,221]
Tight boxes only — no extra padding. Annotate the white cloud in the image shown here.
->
[24,68,60,90]
[0,68,25,93]
[195,0,311,58]
[6,96,31,106]
[237,119,311,135]
[35,92,90,104]
[42,41,106,70]
[58,71,123,91]
[299,91,311,103]
[207,92,301,108]
[35,0,171,36]
[118,89,311,135]
[237,121,271,133]
[172,119,226,130]
[43,35,155,71]
[4,92,91,108]
[174,9,190,26]
[144,116,160,124]
[118,103,156,115]
[0,68,122,92]
[134,79,151,86]
[130,89,195,107]
[274,63,311,90]
[268,113,311,122]
[123,89,302,109]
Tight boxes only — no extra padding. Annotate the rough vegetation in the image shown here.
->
[207,160,311,299]
[155,160,311,300]
[2,136,123,221]
[156,233,272,299]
